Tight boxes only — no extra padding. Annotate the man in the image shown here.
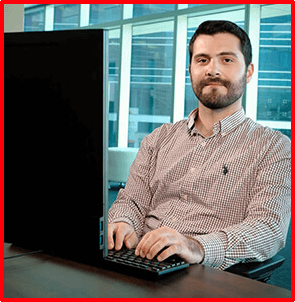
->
[108,20,291,270]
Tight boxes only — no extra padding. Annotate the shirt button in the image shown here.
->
[183,195,187,200]
[190,168,195,173]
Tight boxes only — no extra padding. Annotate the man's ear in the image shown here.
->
[188,64,192,79]
[246,63,254,84]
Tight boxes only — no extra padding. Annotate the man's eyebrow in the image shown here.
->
[193,51,239,60]
[193,53,210,60]
[218,51,239,58]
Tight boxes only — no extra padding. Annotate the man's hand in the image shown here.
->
[135,226,204,264]
[108,222,138,251]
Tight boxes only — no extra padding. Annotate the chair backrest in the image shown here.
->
[108,147,139,183]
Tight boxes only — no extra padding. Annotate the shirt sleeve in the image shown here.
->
[194,133,291,270]
[108,123,170,239]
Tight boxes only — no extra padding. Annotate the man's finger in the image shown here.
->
[108,222,138,251]
[114,231,125,250]
[114,223,135,250]
[135,232,150,256]
[136,231,163,258]
[157,244,179,261]
[107,224,115,249]
[124,231,138,249]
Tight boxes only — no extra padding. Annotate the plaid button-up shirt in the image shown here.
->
[108,108,291,270]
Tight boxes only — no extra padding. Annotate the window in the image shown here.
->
[257,4,291,139]
[184,9,245,117]
[108,29,121,147]
[133,4,175,18]
[89,4,121,25]
[24,6,44,31]
[187,5,208,8]
[128,22,174,147]
[54,4,79,31]
[23,4,290,146]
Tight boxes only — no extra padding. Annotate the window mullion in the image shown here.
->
[244,4,261,121]
[44,4,54,31]
[123,4,133,19]
[80,4,90,27]
[117,24,132,147]
[172,15,187,123]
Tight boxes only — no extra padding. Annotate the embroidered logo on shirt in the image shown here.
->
[222,165,228,175]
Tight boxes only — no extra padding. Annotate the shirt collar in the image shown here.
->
[187,107,246,136]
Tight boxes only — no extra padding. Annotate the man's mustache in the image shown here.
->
[199,78,230,89]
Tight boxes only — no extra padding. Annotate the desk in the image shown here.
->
[4,243,291,298]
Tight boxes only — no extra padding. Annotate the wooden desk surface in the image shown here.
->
[4,243,291,298]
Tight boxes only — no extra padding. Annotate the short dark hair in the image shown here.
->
[189,20,252,68]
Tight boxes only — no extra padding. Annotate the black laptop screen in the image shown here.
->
[4,29,109,265]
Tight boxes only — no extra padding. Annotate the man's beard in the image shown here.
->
[191,73,247,109]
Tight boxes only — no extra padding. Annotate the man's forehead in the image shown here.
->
[192,33,243,55]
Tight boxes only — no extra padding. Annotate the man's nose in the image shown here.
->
[206,59,220,77]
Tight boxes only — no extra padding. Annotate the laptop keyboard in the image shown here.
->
[105,248,189,276]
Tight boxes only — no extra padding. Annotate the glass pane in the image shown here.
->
[178,4,209,10]
[24,6,44,32]
[257,5,291,122]
[108,30,121,147]
[54,4,79,31]
[273,129,291,140]
[89,4,121,25]
[133,4,174,18]
[128,22,174,147]
[188,4,208,8]
[185,10,245,117]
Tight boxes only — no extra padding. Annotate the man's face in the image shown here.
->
[189,33,253,110]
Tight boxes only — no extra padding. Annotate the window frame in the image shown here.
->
[24,4,291,146]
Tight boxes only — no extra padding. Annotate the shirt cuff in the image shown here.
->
[195,232,227,269]
[109,217,134,228]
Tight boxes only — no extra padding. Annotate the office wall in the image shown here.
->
[4,4,24,33]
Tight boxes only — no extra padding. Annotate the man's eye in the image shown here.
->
[224,58,233,63]
[198,59,207,64]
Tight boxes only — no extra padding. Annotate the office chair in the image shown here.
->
[225,255,285,283]
[108,147,139,188]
